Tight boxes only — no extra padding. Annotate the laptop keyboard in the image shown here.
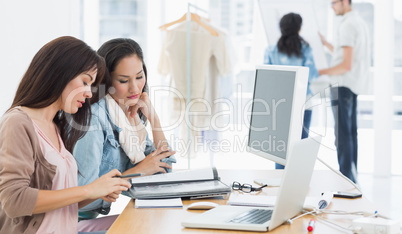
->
[227,209,273,224]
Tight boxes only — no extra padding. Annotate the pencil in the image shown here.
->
[114,173,145,178]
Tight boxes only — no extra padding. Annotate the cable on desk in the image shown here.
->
[319,209,392,220]
[287,209,388,232]
[311,212,354,232]
[286,210,316,224]
[319,210,369,216]
[286,209,353,232]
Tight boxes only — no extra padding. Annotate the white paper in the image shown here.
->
[135,198,183,208]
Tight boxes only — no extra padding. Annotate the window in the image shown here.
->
[395,0,402,66]
[98,0,147,49]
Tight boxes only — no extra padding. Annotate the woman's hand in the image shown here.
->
[101,191,122,203]
[128,92,155,121]
[124,146,176,176]
[318,32,327,45]
[85,169,131,200]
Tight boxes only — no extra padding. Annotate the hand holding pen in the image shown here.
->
[86,169,132,203]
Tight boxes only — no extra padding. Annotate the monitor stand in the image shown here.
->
[253,178,281,187]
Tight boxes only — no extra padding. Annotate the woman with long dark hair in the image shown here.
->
[73,38,176,223]
[264,13,319,169]
[0,36,131,233]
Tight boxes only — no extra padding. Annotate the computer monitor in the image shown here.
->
[247,65,309,167]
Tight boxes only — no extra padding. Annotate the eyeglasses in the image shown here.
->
[331,0,342,6]
[232,181,267,193]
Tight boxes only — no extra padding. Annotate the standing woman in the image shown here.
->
[264,13,319,169]
[73,38,176,221]
[0,36,131,233]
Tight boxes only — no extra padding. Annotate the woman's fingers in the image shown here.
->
[130,105,140,118]
[102,191,123,202]
[107,168,122,177]
[107,193,120,199]
[102,196,116,203]
[155,150,176,161]
[115,179,131,190]
[151,145,174,157]
[160,162,172,169]
[88,170,132,200]
[150,146,164,156]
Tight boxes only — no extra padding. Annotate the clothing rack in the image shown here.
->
[186,3,210,169]
[159,4,213,169]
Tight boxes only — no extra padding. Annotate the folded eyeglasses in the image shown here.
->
[232,181,267,193]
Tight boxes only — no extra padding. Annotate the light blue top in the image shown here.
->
[264,43,319,97]
[73,97,176,219]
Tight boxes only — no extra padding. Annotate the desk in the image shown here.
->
[108,170,381,234]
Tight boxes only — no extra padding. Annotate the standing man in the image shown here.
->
[319,0,370,183]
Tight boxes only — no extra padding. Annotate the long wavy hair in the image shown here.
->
[277,13,309,57]
[10,36,105,152]
[94,38,149,124]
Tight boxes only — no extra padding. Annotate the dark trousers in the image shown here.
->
[330,87,358,183]
[275,109,312,170]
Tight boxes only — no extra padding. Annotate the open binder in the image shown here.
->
[128,167,231,199]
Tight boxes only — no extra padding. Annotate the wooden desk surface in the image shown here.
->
[108,170,381,234]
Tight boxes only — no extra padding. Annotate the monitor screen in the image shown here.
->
[247,65,308,166]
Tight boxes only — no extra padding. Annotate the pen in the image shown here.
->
[307,219,315,232]
[114,173,144,178]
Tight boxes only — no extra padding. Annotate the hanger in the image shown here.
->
[159,13,218,36]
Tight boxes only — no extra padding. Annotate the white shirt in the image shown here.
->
[330,11,370,95]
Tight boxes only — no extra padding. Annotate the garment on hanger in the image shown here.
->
[159,13,218,36]
[158,19,231,130]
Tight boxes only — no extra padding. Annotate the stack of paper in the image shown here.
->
[135,198,183,208]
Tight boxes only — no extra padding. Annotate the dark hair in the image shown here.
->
[277,13,308,57]
[10,36,105,152]
[95,38,149,123]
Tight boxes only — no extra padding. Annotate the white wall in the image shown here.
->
[0,0,81,114]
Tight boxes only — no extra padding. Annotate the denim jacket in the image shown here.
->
[73,98,176,219]
[264,43,319,97]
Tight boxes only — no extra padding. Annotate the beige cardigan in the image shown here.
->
[0,108,56,234]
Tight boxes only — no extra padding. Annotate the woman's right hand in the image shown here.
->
[318,32,327,45]
[124,146,176,176]
[85,169,131,200]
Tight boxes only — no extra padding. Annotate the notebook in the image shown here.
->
[181,136,321,232]
[128,167,231,199]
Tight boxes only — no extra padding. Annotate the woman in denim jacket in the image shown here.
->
[73,38,176,223]
[264,13,319,170]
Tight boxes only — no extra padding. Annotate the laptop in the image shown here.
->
[182,136,321,232]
